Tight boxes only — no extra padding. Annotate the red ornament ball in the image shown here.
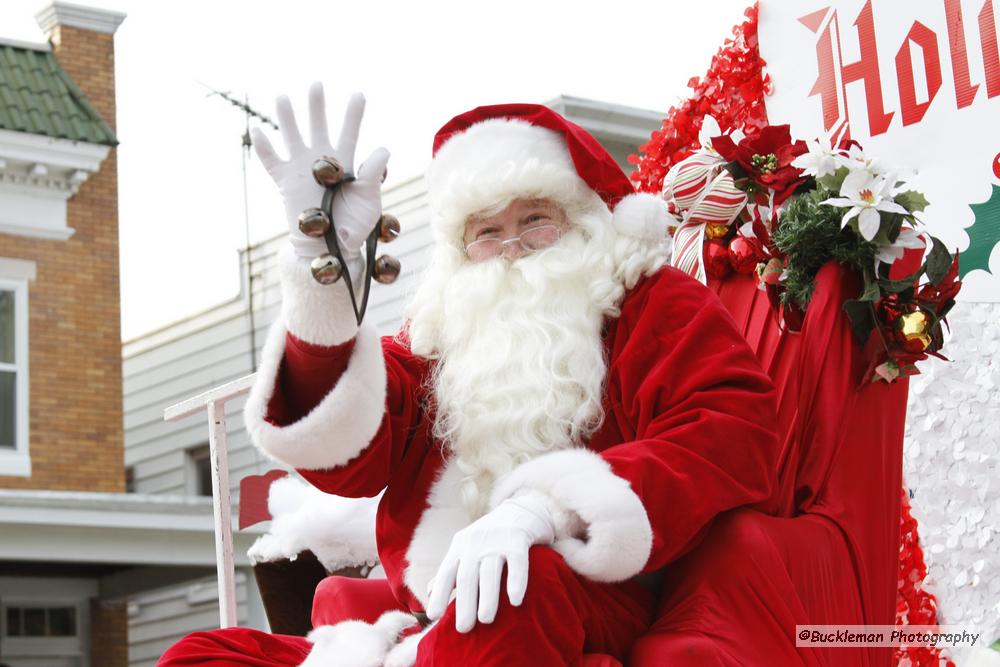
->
[703,239,732,279]
[728,235,758,274]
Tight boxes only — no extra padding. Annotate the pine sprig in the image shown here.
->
[772,186,877,308]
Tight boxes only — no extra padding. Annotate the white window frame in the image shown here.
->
[0,265,32,477]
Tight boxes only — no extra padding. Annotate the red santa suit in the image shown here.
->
[159,104,779,666]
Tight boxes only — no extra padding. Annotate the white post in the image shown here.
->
[207,399,237,628]
[164,373,257,628]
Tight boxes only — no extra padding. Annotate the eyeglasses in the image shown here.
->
[464,225,563,262]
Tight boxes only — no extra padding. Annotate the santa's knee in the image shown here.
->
[501,545,572,613]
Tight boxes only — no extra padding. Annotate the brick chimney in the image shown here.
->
[35,2,126,131]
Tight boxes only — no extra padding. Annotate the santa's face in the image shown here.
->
[462,198,569,262]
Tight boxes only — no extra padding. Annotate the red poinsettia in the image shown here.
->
[711,124,808,204]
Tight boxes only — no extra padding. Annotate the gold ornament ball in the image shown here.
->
[704,222,730,240]
[898,309,932,351]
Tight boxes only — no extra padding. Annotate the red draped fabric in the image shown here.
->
[629,261,905,666]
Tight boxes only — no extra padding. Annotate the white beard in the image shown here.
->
[406,208,629,516]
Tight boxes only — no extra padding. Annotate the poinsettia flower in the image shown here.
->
[835,143,883,175]
[822,169,908,241]
[875,227,925,267]
[711,124,808,204]
[791,135,843,178]
[698,115,744,154]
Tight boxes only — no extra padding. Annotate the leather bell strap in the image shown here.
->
[320,179,381,326]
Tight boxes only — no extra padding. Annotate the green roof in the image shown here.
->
[0,41,117,146]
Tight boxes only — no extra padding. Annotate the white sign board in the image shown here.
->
[759,0,1000,301]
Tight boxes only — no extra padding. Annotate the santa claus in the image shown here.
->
[159,83,779,666]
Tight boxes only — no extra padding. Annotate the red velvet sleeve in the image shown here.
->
[265,333,357,426]
[601,267,781,571]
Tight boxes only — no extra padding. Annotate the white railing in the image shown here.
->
[163,373,257,628]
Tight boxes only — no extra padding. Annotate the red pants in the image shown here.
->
[158,547,654,666]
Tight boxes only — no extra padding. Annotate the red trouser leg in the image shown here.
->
[157,628,310,666]
[414,546,655,667]
[311,575,407,627]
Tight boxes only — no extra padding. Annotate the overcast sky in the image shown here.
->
[1,0,754,340]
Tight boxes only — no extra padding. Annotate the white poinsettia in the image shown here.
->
[791,136,843,178]
[875,227,925,267]
[697,115,744,154]
[822,169,909,241]
[835,143,882,175]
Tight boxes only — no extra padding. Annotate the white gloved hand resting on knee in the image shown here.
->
[425,490,558,633]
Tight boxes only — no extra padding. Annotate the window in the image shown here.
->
[4,605,77,637]
[0,268,30,477]
[186,444,213,496]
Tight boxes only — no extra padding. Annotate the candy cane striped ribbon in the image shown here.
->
[662,152,748,283]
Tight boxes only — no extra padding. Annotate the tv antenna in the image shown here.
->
[201,82,279,374]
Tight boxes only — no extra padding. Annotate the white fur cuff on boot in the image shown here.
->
[299,611,418,667]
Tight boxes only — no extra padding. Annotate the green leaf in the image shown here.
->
[895,190,930,213]
[925,237,952,285]
[878,268,922,294]
[962,184,1000,279]
[817,166,849,192]
[859,272,881,301]
[843,299,876,343]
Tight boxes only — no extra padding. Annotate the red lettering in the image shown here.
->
[803,9,843,132]
[945,0,980,107]
[841,0,895,135]
[981,0,1000,97]
[896,22,943,126]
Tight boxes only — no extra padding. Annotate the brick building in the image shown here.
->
[0,4,262,666]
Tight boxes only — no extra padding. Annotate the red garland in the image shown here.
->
[630,6,955,666]
[896,489,957,667]
[629,4,771,193]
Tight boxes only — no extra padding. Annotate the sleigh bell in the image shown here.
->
[312,156,346,187]
[297,208,331,238]
[373,255,401,284]
[310,254,343,285]
[378,214,401,243]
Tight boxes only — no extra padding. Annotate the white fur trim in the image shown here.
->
[612,192,671,241]
[247,476,380,571]
[427,118,596,246]
[300,611,417,667]
[489,448,652,582]
[279,244,360,346]
[403,459,472,608]
[384,622,433,667]
[243,318,387,471]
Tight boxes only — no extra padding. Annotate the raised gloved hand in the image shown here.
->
[299,610,417,667]
[251,82,389,275]
[425,490,557,633]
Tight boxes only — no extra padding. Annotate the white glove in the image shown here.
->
[299,610,417,667]
[426,490,557,633]
[251,82,389,274]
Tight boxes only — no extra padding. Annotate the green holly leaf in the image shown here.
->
[895,190,930,213]
[843,299,876,343]
[962,184,1000,279]
[925,237,952,285]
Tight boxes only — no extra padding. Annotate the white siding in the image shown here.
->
[126,572,250,667]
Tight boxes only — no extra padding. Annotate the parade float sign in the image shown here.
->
[759,0,1000,302]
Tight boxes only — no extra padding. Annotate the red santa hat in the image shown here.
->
[427,103,669,246]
